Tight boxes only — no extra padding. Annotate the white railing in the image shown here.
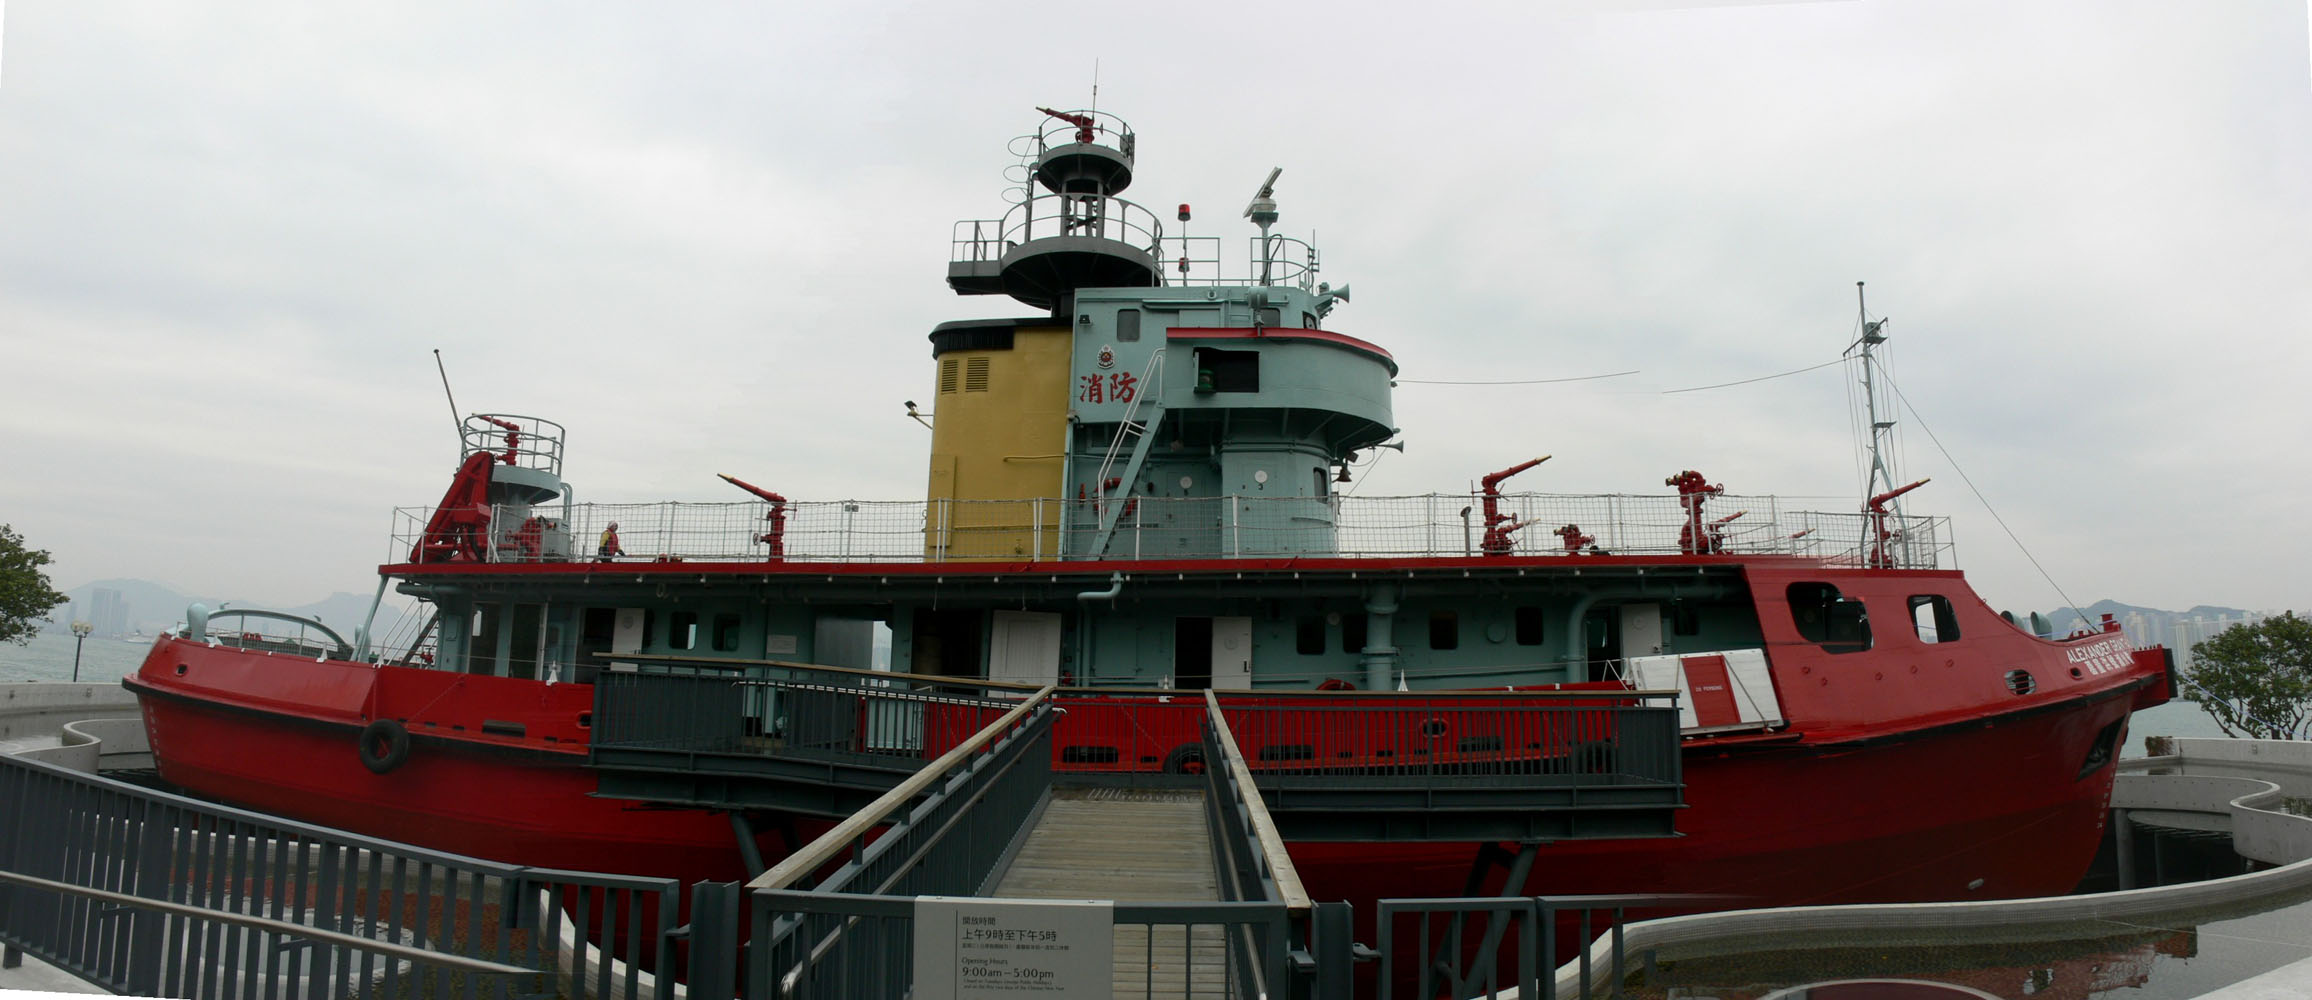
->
[388,493,1956,569]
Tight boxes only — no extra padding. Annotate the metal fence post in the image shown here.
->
[121,797,167,996]
[686,880,742,1000]
[1311,901,1354,1000]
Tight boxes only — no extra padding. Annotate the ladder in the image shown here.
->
[1085,349,1166,556]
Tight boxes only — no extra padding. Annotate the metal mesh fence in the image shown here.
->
[390,493,1955,568]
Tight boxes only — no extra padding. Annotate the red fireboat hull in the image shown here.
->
[126,638,756,881]
[1292,686,2134,908]
[128,629,2145,907]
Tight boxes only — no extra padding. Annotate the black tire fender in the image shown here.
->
[358,720,412,775]
[1162,743,1206,775]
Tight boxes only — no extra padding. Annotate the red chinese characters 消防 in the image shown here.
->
[1079,372,1138,404]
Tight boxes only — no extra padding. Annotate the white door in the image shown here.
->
[1210,616,1253,689]
[989,611,1063,686]
[609,607,646,672]
[1620,603,1664,659]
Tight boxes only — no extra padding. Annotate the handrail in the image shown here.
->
[0,867,539,977]
[609,653,1677,699]
[748,683,1058,892]
[1204,690,1310,914]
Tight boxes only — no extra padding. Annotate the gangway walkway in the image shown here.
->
[993,787,1227,997]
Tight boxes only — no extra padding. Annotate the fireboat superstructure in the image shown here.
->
[125,109,2174,915]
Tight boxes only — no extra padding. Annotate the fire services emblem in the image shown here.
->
[1096,345,1116,370]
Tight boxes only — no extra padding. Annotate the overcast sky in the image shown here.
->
[1,1,2306,617]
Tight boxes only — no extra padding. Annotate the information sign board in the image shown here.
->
[912,896,1114,999]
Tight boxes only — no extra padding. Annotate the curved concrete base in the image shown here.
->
[0,683,147,773]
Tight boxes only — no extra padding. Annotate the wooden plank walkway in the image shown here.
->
[994,786,1236,999]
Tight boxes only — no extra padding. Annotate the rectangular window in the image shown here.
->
[1514,606,1546,646]
[1910,595,1961,643]
[1314,467,1329,499]
[1342,614,1368,654]
[670,611,699,651]
[712,613,742,652]
[1429,611,1459,650]
[1296,616,1326,655]
[1117,309,1141,342]
[1256,306,1281,328]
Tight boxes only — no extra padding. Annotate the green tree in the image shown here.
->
[2182,612,2312,740]
[0,524,69,645]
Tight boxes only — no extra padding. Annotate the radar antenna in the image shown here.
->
[1845,282,1903,519]
[1244,167,1282,285]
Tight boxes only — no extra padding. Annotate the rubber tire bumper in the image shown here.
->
[1162,744,1206,775]
[358,720,412,775]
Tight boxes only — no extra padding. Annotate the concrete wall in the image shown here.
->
[0,682,146,773]
[0,683,140,741]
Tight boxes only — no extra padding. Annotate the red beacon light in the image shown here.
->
[1178,204,1191,221]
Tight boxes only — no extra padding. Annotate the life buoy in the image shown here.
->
[1161,744,1206,775]
[1316,677,1357,691]
[358,720,411,775]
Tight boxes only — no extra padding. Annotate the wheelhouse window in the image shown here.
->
[712,613,743,652]
[1429,611,1460,650]
[1910,595,1961,643]
[1514,606,1547,646]
[1295,616,1326,655]
[670,611,699,651]
[1194,348,1260,392]
[1787,582,1872,654]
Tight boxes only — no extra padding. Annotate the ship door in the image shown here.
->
[609,608,646,673]
[989,611,1062,686]
[1211,616,1252,689]
[1583,609,1622,682]
[910,609,984,678]
[1621,603,1664,659]
[1172,616,1252,689]
[1173,617,1212,689]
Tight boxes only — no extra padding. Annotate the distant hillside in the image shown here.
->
[54,578,405,643]
[2041,600,2253,629]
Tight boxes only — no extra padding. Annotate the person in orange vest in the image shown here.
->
[596,522,625,562]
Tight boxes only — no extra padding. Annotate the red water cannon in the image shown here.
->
[481,415,523,465]
[1478,456,1550,556]
[1866,478,1930,568]
[1705,509,1748,554]
[1554,524,1594,554]
[718,473,790,561]
[1037,106,1098,145]
[1667,470,1726,555]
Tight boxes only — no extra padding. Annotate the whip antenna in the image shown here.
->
[433,349,464,443]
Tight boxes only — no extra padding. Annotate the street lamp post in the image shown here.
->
[70,620,93,682]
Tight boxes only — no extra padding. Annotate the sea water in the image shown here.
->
[0,630,158,684]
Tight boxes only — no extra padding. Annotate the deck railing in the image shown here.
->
[0,752,679,1000]
[390,492,1956,568]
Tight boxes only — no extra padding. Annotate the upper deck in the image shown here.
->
[386,490,1954,571]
